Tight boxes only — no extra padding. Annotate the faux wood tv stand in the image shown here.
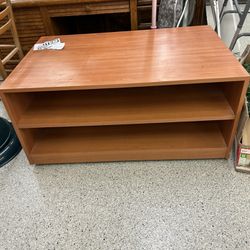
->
[0,26,249,164]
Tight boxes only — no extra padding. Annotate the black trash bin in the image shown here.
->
[0,117,22,168]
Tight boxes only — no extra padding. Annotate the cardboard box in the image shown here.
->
[240,44,250,65]
[235,45,250,173]
[236,102,250,173]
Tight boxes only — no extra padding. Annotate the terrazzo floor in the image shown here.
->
[1,9,250,249]
[1,100,250,249]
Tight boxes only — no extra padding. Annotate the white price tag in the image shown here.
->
[33,38,65,51]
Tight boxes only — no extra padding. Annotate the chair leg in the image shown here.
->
[10,25,24,60]
[0,63,7,80]
[7,0,24,60]
[210,0,221,37]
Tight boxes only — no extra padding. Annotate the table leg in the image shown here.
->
[130,0,138,30]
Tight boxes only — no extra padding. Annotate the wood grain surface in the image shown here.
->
[11,0,124,8]
[11,84,235,128]
[29,122,227,164]
[1,26,249,92]
[0,26,249,164]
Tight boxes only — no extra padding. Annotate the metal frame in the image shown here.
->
[210,0,221,37]
[219,0,250,50]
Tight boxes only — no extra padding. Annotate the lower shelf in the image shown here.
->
[27,122,227,164]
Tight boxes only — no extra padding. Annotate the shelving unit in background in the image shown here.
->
[0,26,249,164]
[0,0,207,55]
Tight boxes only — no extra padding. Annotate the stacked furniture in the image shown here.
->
[0,0,137,54]
[0,26,249,164]
[0,0,206,54]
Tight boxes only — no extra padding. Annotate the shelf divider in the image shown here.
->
[15,84,235,128]
[29,122,227,164]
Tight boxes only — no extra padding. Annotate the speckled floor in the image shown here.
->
[1,101,250,250]
[1,12,250,248]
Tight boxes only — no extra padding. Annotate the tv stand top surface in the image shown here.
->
[1,26,249,93]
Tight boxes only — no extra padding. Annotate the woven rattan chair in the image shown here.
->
[0,0,23,79]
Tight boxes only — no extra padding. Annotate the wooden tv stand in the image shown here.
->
[0,26,249,164]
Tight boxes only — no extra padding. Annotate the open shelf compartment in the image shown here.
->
[22,121,227,164]
[5,83,238,129]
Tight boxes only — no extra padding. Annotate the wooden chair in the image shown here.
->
[0,0,23,79]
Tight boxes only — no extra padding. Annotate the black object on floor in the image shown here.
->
[0,117,22,168]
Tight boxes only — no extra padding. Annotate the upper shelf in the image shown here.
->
[0,26,248,92]
[15,84,235,128]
